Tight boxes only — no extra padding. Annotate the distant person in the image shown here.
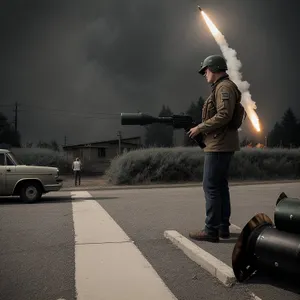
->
[187,54,243,243]
[72,157,82,186]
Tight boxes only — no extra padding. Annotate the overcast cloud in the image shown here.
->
[1,0,299,145]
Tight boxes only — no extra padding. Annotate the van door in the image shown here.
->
[0,153,5,194]
[4,153,17,193]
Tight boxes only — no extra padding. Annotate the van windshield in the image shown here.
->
[7,152,22,165]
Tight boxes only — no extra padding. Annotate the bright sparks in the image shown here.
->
[200,11,261,132]
[247,111,260,132]
[201,11,221,36]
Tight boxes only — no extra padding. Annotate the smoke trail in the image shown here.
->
[201,11,260,132]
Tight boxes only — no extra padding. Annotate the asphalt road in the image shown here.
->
[0,192,76,300]
[0,182,300,300]
[95,182,300,300]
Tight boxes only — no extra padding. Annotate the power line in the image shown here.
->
[0,104,14,108]
[1,103,121,117]
[18,109,120,119]
[20,103,119,116]
[1,102,121,130]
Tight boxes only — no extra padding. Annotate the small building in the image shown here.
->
[62,136,142,174]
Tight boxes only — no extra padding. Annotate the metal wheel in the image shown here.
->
[20,182,42,203]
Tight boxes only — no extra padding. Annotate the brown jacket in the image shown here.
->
[197,75,241,152]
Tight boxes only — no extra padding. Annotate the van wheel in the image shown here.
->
[20,182,42,203]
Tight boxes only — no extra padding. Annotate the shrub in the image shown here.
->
[106,147,300,184]
[11,148,72,174]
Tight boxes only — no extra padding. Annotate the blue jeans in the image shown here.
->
[203,152,234,236]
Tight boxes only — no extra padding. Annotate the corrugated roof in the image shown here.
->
[63,136,141,149]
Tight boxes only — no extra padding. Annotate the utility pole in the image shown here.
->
[264,135,268,148]
[173,131,176,147]
[117,131,122,155]
[14,102,18,132]
[64,136,68,161]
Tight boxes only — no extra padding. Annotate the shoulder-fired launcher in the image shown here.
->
[120,112,206,149]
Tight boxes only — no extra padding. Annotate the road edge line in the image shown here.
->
[164,230,236,287]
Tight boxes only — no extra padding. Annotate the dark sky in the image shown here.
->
[1,0,299,145]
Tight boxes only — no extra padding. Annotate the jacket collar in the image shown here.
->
[211,74,229,91]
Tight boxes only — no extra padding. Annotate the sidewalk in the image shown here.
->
[60,175,299,191]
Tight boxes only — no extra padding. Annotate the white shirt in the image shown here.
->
[72,160,82,171]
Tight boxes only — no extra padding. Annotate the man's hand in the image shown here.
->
[188,125,201,138]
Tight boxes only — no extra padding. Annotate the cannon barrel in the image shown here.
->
[121,113,172,126]
[274,192,300,234]
[232,193,300,283]
[120,112,206,148]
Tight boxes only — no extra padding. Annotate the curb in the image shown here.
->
[164,230,236,287]
[61,180,299,192]
[61,183,200,191]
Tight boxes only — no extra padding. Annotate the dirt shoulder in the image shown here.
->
[60,175,299,191]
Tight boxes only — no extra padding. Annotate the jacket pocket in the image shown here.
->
[213,127,227,142]
[206,99,216,119]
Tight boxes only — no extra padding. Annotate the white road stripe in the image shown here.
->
[250,292,263,300]
[72,199,131,245]
[230,223,242,231]
[70,191,93,198]
[71,191,178,300]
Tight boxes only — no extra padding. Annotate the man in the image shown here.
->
[72,157,82,186]
[187,54,242,243]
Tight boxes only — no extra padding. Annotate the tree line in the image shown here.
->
[0,112,60,151]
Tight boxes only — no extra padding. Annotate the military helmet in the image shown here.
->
[198,55,228,75]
